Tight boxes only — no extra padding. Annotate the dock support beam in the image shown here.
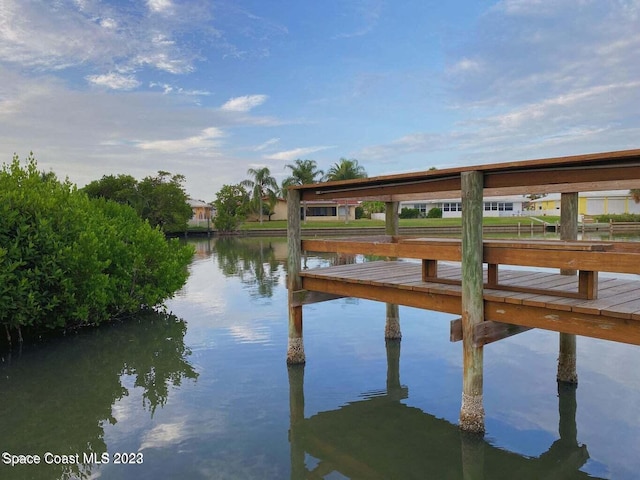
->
[558,193,578,383]
[385,201,402,339]
[460,171,485,434]
[287,189,305,364]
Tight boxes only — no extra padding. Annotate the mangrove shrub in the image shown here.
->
[0,154,194,340]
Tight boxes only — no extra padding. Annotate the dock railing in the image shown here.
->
[302,236,640,300]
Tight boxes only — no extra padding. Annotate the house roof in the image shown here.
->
[188,198,211,208]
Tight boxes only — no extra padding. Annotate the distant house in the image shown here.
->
[246,197,359,222]
[529,190,640,217]
[303,199,359,222]
[188,198,214,227]
[401,195,527,218]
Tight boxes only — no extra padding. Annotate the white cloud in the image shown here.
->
[0,0,203,75]
[254,138,280,151]
[447,57,482,75]
[333,0,382,39]
[86,73,141,90]
[220,95,268,112]
[147,0,174,14]
[264,146,334,161]
[137,127,225,153]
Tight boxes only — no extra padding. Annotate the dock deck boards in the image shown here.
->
[300,260,640,344]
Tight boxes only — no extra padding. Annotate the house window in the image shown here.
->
[484,202,513,211]
[443,202,462,212]
[307,207,337,217]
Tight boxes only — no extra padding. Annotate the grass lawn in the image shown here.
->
[238,216,561,230]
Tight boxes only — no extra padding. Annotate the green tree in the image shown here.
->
[83,171,192,233]
[137,171,193,233]
[241,167,278,224]
[282,159,324,188]
[325,157,368,181]
[282,159,324,222]
[361,201,385,218]
[214,184,249,233]
[0,154,194,342]
[630,189,640,203]
[326,158,367,223]
[83,174,139,206]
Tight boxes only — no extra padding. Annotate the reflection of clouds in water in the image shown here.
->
[228,324,272,344]
[171,258,228,314]
[196,455,281,480]
[139,421,188,451]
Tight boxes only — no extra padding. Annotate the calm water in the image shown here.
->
[2,236,640,479]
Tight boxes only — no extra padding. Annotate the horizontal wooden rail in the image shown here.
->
[301,236,640,300]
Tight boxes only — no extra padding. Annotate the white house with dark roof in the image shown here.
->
[400,195,528,218]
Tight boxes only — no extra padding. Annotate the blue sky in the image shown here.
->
[1,0,639,200]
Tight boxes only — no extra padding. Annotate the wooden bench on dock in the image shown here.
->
[302,236,640,301]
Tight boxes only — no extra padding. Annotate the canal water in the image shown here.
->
[1,236,640,479]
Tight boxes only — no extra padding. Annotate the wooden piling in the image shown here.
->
[287,188,305,364]
[558,193,578,384]
[385,202,402,340]
[460,171,485,434]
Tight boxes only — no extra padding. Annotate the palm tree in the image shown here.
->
[241,167,278,224]
[325,158,367,181]
[282,159,324,187]
[282,159,324,223]
[325,158,368,222]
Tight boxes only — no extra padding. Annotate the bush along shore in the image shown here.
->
[0,154,194,347]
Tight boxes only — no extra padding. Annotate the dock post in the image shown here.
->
[460,171,485,434]
[287,188,305,364]
[558,193,578,384]
[385,201,401,340]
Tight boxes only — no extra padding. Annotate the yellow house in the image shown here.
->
[188,198,214,227]
[529,191,640,216]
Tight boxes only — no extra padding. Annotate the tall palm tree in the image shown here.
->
[325,158,367,181]
[241,167,278,224]
[282,159,324,223]
[282,159,324,187]
[325,158,368,222]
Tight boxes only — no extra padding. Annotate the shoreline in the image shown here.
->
[179,221,640,238]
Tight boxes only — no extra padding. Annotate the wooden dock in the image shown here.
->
[285,148,640,434]
[298,260,640,346]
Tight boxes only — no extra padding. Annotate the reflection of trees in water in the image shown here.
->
[0,311,197,480]
[212,237,383,296]
[213,237,284,298]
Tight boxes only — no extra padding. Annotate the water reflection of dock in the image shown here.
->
[288,340,599,480]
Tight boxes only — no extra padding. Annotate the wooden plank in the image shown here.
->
[301,276,463,314]
[474,321,533,346]
[291,289,346,307]
[450,318,532,345]
[485,300,640,346]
